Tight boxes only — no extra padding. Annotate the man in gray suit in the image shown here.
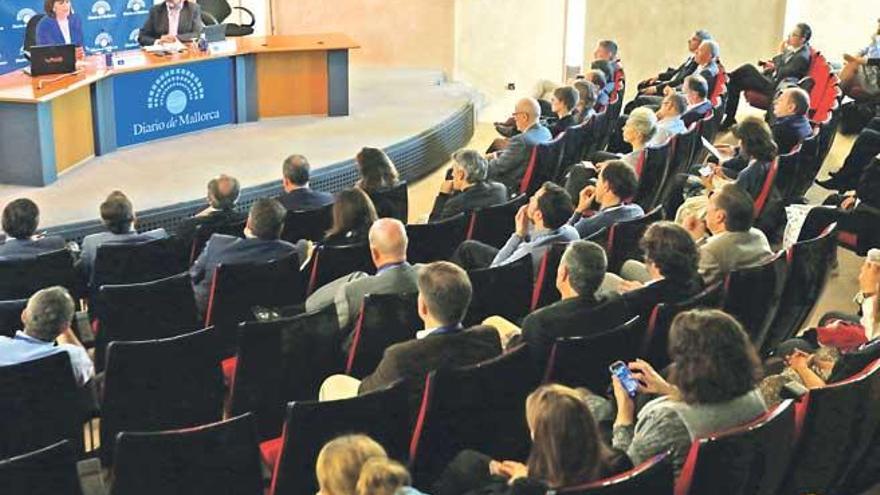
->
[138,0,204,46]
[305,218,419,333]
[683,183,773,285]
[487,97,552,192]
[0,198,65,259]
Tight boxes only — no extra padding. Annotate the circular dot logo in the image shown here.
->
[165,90,188,115]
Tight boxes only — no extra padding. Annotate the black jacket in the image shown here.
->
[769,45,811,84]
[429,181,508,222]
[773,114,813,155]
[621,276,704,318]
[654,58,699,93]
[175,209,246,254]
[137,2,204,46]
[276,187,334,212]
[682,100,713,127]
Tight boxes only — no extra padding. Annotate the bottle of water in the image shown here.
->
[104,47,114,70]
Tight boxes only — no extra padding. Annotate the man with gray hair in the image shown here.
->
[638,30,712,95]
[0,287,93,386]
[486,97,552,193]
[429,149,508,221]
[175,174,245,251]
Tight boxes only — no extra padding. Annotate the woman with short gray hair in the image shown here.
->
[428,149,508,222]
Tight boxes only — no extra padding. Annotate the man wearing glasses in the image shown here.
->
[721,22,813,130]
[486,97,552,193]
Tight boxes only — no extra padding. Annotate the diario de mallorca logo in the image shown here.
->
[125,28,140,48]
[93,31,115,50]
[123,0,149,16]
[88,0,117,20]
[12,8,37,29]
[133,68,221,137]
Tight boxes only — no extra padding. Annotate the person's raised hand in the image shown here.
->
[497,461,528,482]
[785,348,812,372]
[683,214,707,240]
[514,204,530,238]
[841,195,857,210]
[439,179,454,195]
[643,85,658,95]
[612,376,636,426]
[663,86,675,97]
[629,359,677,397]
[576,185,597,213]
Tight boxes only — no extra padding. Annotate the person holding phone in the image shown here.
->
[596,309,767,476]
[35,0,85,59]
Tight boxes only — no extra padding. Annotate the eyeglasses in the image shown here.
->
[511,111,527,117]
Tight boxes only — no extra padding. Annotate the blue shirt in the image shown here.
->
[570,203,645,239]
[859,35,880,59]
[0,331,94,386]
[492,224,580,276]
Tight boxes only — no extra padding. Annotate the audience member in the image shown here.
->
[679,74,713,127]
[593,39,620,82]
[651,92,688,145]
[590,60,617,104]
[189,198,301,316]
[175,174,244,251]
[637,30,712,95]
[435,384,631,495]
[357,458,427,495]
[276,155,334,211]
[356,147,399,194]
[487,97,552,192]
[306,218,418,332]
[568,160,644,239]
[722,22,812,129]
[319,261,501,402]
[584,69,610,110]
[79,191,167,280]
[452,182,577,275]
[0,198,65,258]
[429,149,508,222]
[590,309,767,476]
[682,183,773,286]
[573,79,599,123]
[626,39,720,114]
[316,435,388,495]
[816,117,880,191]
[801,156,880,241]
[771,87,813,154]
[839,18,880,101]
[547,86,580,137]
[0,286,93,386]
[323,188,378,246]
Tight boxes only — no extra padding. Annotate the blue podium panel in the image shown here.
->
[112,57,235,147]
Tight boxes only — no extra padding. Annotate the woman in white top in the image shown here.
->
[35,0,85,59]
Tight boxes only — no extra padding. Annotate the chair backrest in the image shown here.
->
[520,135,565,196]
[0,440,83,495]
[92,237,186,288]
[409,345,542,488]
[466,194,529,249]
[643,283,724,369]
[190,218,247,263]
[558,119,596,181]
[95,272,199,372]
[559,453,674,495]
[810,75,840,127]
[530,242,568,311]
[0,299,27,338]
[698,109,719,154]
[764,224,837,354]
[196,0,233,23]
[307,242,374,295]
[814,105,842,170]
[465,255,533,326]
[269,383,411,495]
[584,110,610,158]
[634,140,673,211]
[0,353,83,460]
[0,249,77,301]
[831,357,880,493]
[658,123,701,208]
[805,50,834,121]
[773,145,803,202]
[280,203,334,244]
[675,400,797,495]
[752,158,779,219]
[721,252,788,348]
[101,328,224,466]
[229,305,342,440]
[406,213,468,264]
[792,129,821,199]
[543,316,644,392]
[346,292,421,378]
[782,359,880,494]
[709,63,728,107]
[606,206,664,274]
[368,181,409,222]
[205,253,306,354]
[111,413,263,495]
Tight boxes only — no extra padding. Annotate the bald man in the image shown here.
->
[176,174,245,251]
[305,218,419,336]
[486,97,552,193]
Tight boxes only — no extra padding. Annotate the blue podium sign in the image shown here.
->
[112,57,235,147]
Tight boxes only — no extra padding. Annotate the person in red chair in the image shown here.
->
[637,30,713,96]
[721,22,812,130]
[625,40,720,115]
[817,119,880,191]
[770,87,813,154]
[839,18,880,101]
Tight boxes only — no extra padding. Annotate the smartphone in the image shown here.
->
[445,167,454,181]
[699,164,714,177]
[609,361,639,398]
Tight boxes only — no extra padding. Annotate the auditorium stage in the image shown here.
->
[0,68,480,239]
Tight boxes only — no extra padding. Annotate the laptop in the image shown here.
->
[24,44,76,77]
[203,24,227,43]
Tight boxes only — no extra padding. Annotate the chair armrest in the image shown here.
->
[232,6,256,27]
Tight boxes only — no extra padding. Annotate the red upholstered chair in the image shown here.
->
[709,63,728,108]
[752,158,779,220]
[642,283,723,370]
[721,252,788,349]
[0,440,84,495]
[692,110,716,163]
[345,292,421,379]
[465,194,528,249]
[605,206,664,274]
[790,129,821,200]
[530,242,568,311]
[558,452,673,494]
[519,135,565,196]
[406,213,468,264]
[674,400,797,495]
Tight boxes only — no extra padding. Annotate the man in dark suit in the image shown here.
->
[771,87,813,154]
[429,149,508,222]
[0,198,65,259]
[137,0,204,46]
[275,154,334,212]
[189,198,302,315]
[519,241,632,366]
[626,39,719,114]
[680,75,713,128]
[817,117,880,191]
[638,30,712,95]
[487,97,552,192]
[175,174,245,253]
[722,23,813,129]
[318,261,502,402]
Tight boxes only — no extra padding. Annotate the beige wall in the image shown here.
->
[584,0,787,100]
[786,0,878,65]
[273,0,456,75]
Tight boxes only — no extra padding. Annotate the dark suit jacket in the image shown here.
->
[773,114,812,154]
[175,209,246,254]
[653,57,698,93]
[681,100,713,127]
[0,236,66,259]
[548,113,578,138]
[138,2,204,46]
[276,187,334,212]
[857,157,880,206]
[735,159,772,199]
[428,181,508,222]
[189,234,301,315]
[487,123,552,192]
[521,293,632,365]
[770,45,811,84]
[621,276,704,318]
[358,325,502,405]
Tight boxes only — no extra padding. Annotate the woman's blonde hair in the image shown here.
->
[624,107,658,144]
[355,457,411,495]
[316,435,387,495]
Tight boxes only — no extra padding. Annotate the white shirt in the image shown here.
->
[0,331,94,386]
[57,18,72,45]
[166,2,182,37]
[862,294,877,340]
